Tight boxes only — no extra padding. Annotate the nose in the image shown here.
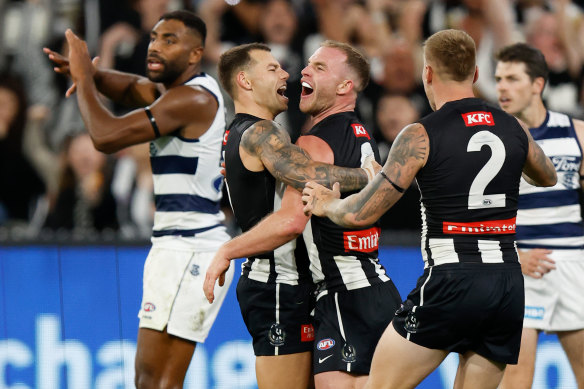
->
[282,69,290,81]
[301,65,310,77]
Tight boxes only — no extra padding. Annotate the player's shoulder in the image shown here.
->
[240,119,291,150]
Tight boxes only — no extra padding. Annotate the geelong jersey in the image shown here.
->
[302,112,390,293]
[223,114,311,285]
[516,111,584,250]
[149,73,230,251]
[417,98,528,268]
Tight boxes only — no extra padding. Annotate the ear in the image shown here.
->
[472,66,479,84]
[236,71,252,91]
[424,64,433,85]
[189,47,204,65]
[337,79,354,95]
[533,76,545,95]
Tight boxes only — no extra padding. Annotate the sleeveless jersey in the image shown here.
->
[149,73,230,251]
[417,98,528,268]
[516,111,584,250]
[223,113,311,285]
[302,112,390,293]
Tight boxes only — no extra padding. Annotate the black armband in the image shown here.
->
[379,171,405,193]
[144,106,161,138]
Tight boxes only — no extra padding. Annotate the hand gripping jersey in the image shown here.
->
[516,111,584,250]
[302,112,390,293]
[149,73,230,250]
[223,114,311,285]
[416,98,529,268]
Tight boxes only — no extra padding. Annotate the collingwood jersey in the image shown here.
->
[516,111,584,250]
[417,98,528,268]
[223,114,311,285]
[149,73,230,250]
[302,112,390,293]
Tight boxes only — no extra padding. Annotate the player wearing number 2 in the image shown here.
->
[301,29,557,389]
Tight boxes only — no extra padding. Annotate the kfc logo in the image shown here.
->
[351,124,370,139]
[223,130,229,145]
[462,111,494,126]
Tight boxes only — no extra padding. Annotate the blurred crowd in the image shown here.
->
[2,0,584,242]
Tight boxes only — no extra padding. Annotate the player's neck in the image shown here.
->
[310,100,355,127]
[516,99,547,129]
[234,101,277,121]
[432,84,475,111]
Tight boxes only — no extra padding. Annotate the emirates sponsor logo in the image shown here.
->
[343,227,380,252]
[443,217,516,234]
[351,123,370,139]
[462,111,494,126]
[301,324,314,342]
[223,130,229,145]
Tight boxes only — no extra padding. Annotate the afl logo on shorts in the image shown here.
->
[143,302,156,312]
[317,338,335,350]
[268,323,286,346]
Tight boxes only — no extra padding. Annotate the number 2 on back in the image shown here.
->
[467,131,506,209]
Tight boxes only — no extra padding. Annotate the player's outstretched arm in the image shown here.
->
[204,186,308,303]
[43,41,159,107]
[519,120,557,187]
[64,29,216,153]
[241,120,372,192]
[303,123,428,227]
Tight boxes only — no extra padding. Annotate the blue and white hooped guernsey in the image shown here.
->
[149,73,230,251]
[516,111,584,251]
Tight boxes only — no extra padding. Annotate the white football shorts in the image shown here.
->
[523,249,584,332]
[138,246,235,342]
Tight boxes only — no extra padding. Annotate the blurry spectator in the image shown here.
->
[378,39,430,117]
[0,74,45,226]
[43,132,119,235]
[98,0,174,78]
[375,94,420,163]
[111,143,154,239]
[524,5,584,117]
[260,0,306,140]
[374,93,421,231]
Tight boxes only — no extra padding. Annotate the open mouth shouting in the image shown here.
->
[277,84,288,101]
[301,81,314,97]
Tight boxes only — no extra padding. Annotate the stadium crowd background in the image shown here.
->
[1,0,584,245]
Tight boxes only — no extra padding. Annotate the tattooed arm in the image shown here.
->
[302,123,429,227]
[519,119,557,187]
[241,119,370,191]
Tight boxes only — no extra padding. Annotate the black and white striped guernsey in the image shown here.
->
[302,112,390,293]
[416,98,529,268]
[223,113,311,285]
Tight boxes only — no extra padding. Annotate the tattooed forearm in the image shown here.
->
[242,120,368,191]
[326,175,403,227]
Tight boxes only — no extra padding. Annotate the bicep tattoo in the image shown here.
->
[242,120,367,191]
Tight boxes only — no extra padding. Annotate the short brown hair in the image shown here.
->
[321,40,370,92]
[218,43,271,98]
[424,29,476,82]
